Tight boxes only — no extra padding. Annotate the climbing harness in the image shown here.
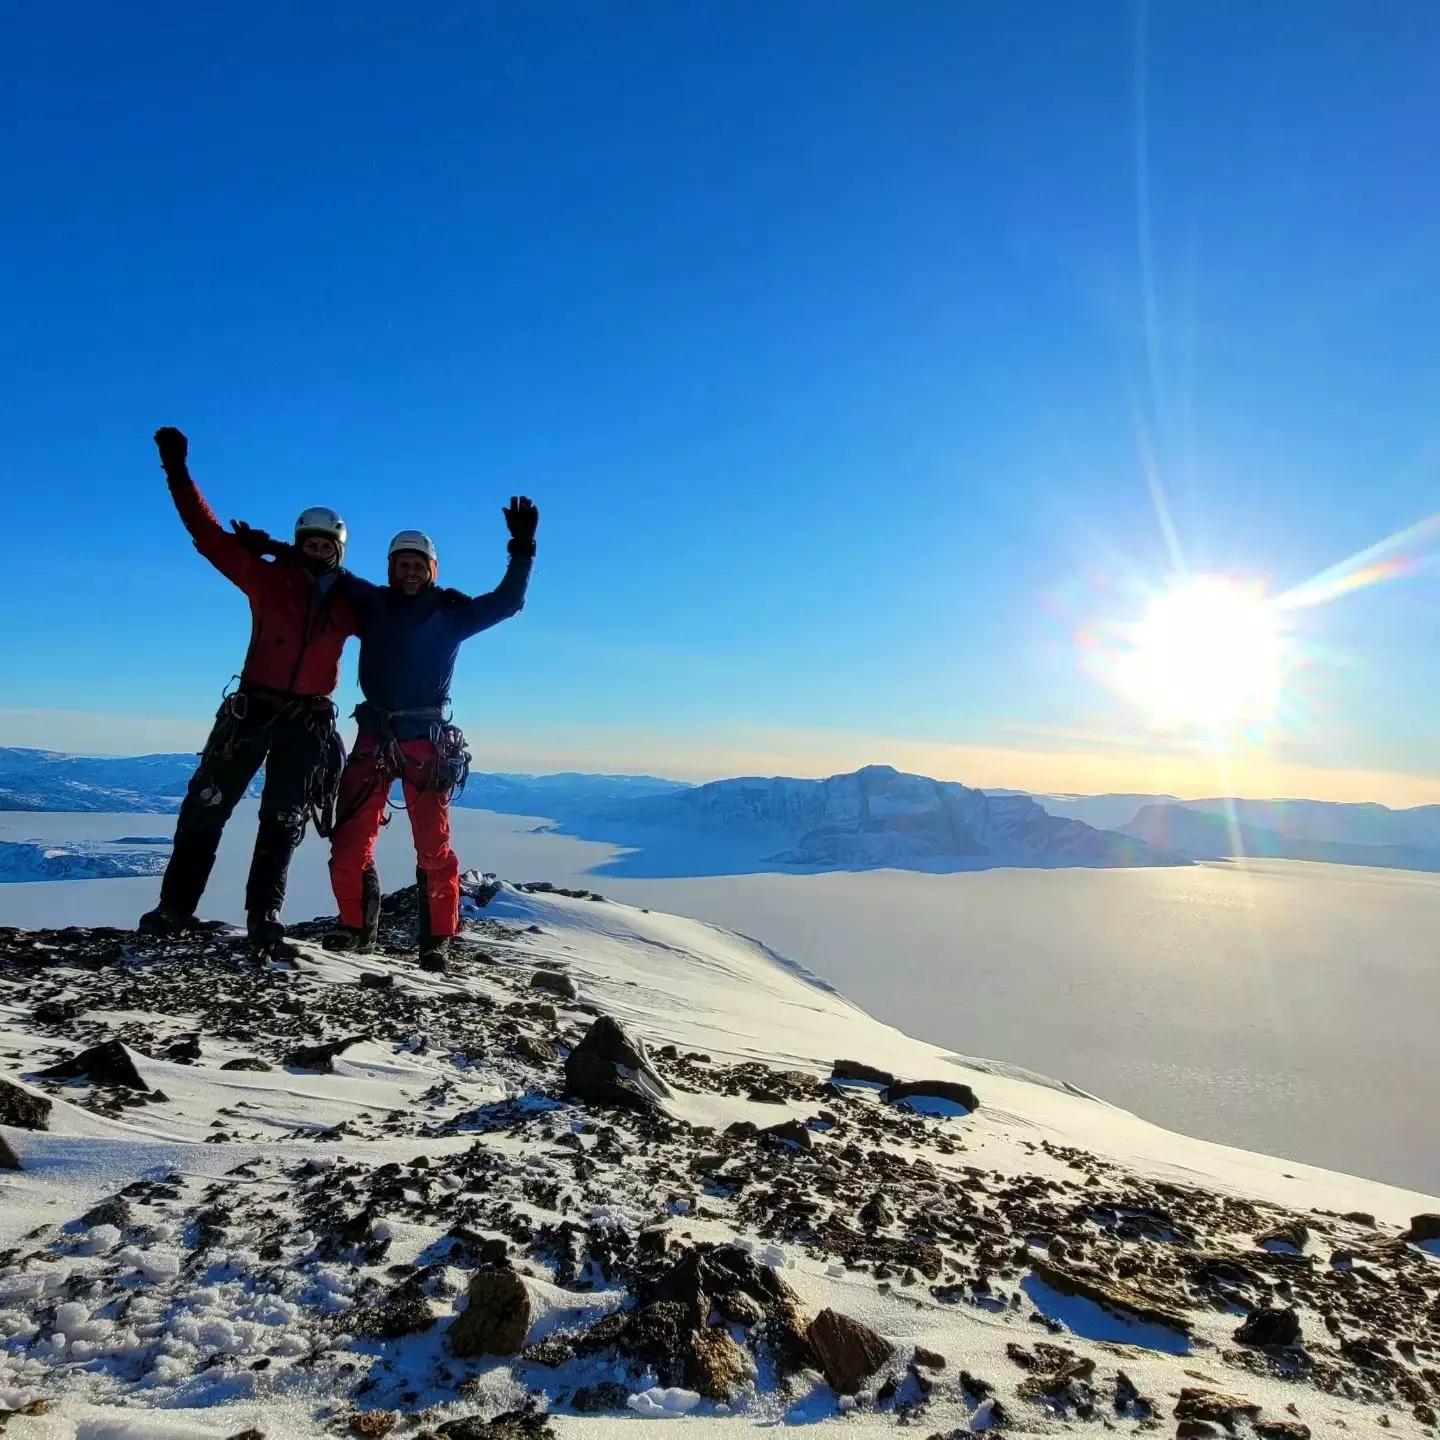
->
[329,708,472,834]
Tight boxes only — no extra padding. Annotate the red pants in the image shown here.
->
[328,737,459,937]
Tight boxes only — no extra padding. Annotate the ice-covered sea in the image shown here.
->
[2,804,1437,1194]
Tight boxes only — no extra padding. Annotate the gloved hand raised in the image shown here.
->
[503,495,539,557]
[154,426,188,472]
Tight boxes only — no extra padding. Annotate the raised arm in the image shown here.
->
[447,495,537,639]
[154,427,256,591]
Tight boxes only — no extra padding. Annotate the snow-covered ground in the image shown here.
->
[3,881,1438,1439]
[1,807,1437,1196]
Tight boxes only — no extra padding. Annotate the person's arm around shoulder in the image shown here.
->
[154,427,256,591]
[338,570,385,637]
[442,495,537,638]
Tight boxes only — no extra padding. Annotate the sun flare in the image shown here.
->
[1115,575,1283,730]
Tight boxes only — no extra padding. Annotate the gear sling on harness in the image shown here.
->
[327,708,471,944]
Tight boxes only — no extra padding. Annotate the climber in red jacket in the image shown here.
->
[139,426,360,953]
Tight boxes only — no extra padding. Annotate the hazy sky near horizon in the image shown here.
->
[4,3,1440,802]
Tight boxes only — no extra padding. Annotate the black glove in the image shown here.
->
[436,586,471,609]
[229,519,292,560]
[154,426,188,473]
[504,494,539,557]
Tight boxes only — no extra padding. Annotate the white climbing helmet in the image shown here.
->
[294,506,347,558]
[388,529,437,564]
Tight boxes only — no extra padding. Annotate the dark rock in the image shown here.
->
[858,1192,893,1230]
[80,1196,131,1230]
[0,1134,19,1170]
[0,1078,50,1130]
[530,970,578,1000]
[1254,1221,1309,1253]
[358,973,394,990]
[1029,1254,1190,1335]
[1234,1306,1302,1349]
[37,1040,150,1091]
[882,1078,978,1114]
[831,1059,897,1088]
[220,1057,273,1072]
[912,1346,945,1370]
[348,1413,397,1437]
[285,1035,369,1072]
[438,1411,553,1440]
[1254,1424,1311,1439]
[806,1308,894,1394]
[563,1015,672,1111]
[349,1291,436,1340]
[1402,1213,1440,1244]
[447,1268,531,1357]
[511,1035,558,1067]
[724,1120,759,1139]
[1340,1210,1375,1226]
[163,1034,202,1064]
[761,1119,813,1150]
[684,1325,752,1400]
[1174,1389,1262,1427]
[571,1383,631,1413]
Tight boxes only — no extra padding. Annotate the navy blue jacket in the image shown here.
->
[345,553,532,741]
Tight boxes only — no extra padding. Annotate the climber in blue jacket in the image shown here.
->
[326,496,537,970]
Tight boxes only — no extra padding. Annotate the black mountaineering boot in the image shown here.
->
[323,926,376,955]
[137,903,195,937]
[248,911,296,962]
[419,938,449,975]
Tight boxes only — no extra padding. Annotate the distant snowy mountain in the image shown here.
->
[0,748,685,818]
[603,765,1182,869]
[1022,791,1180,832]
[0,747,226,813]
[0,836,171,882]
[1122,801,1440,872]
[454,770,688,815]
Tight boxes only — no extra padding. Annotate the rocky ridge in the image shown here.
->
[0,878,1437,1438]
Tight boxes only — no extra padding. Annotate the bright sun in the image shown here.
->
[1116,575,1284,730]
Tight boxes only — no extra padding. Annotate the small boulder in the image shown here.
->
[563,1016,672,1111]
[511,1036,558,1067]
[1174,1390,1262,1428]
[760,1119,813,1150]
[80,1196,131,1230]
[530,970,578,1001]
[831,1059,897,1088]
[1254,1221,1309,1253]
[0,1078,51,1130]
[285,1035,369,1072]
[348,1414,397,1437]
[37,1040,150,1091]
[447,1268,531,1357]
[571,1383,631,1413]
[1234,1306,1302,1349]
[0,1133,20,1170]
[1402,1213,1440,1244]
[858,1192,893,1230]
[882,1078,978,1114]
[221,1057,273,1072]
[806,1308,894,1394]
[163,1034,202,1064]
[358,973,394,991]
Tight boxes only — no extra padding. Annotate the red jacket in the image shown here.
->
[167,469,358,698]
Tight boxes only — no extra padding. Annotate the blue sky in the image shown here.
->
[3,2,1440,800]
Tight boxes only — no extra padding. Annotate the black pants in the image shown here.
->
[159,696,331,924]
